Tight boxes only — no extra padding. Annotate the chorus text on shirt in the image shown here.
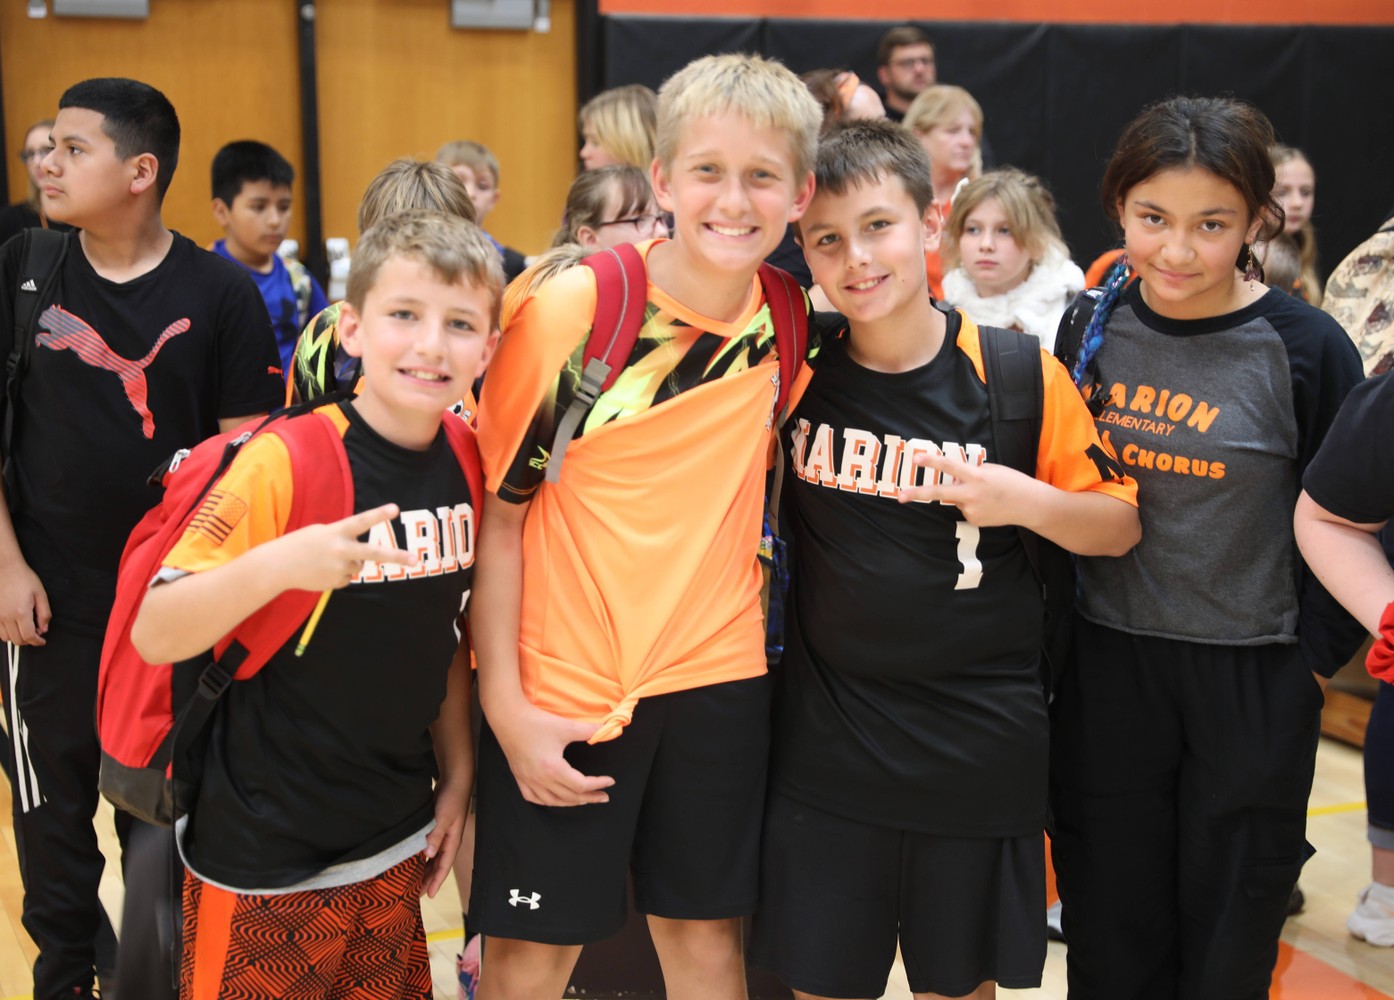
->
[1093,382,1227,481]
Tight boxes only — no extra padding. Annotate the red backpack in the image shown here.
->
[95,403,483,827]
[543,243,808,482]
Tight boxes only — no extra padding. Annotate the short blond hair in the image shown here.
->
[904,84,984,181]
[347,210,504,331]
[942,168,1067,268]
[356,158,476,234]
[579,85,658,170]
[435,139,501,186]
[656,54,821,179]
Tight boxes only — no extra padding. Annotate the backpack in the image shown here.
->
[3,228,69,511]
[543,242,809,483]
[978,324,1077,695]
[285,255,316,330]
[95,403,484,827]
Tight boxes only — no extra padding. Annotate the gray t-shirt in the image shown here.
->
[1077,283,1361,649]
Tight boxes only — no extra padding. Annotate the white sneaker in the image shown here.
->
[1348,883,1394,947]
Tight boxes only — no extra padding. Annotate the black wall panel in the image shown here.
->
[598,16,1394,278]
[601,16,763,90]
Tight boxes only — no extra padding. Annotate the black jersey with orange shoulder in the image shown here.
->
[160,401,476,890]
[771,312,1135,837]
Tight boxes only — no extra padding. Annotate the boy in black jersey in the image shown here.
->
[0,78,284,1000]
[131,212,501,1000]
[748,119,1140,1000]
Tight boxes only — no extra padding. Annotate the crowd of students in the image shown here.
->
[0,31,1390,1000]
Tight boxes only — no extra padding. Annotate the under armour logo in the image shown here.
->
[19,279,37,292]
[508,889,541,909]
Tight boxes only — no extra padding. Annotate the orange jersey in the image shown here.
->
[477,241,789,742]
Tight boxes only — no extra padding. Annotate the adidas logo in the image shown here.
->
[20,279,37,292]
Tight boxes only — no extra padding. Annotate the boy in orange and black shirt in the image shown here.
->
[748,120,1139,1000]
[131,212,501,1000]
[469,54,820,1000]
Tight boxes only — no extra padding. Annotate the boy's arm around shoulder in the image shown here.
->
[130,436,419,664]
[471,492,614,807]
[901,351,1140,557]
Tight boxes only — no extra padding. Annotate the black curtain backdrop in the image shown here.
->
[598,16,1394,278]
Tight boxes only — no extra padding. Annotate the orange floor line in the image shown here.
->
[1272,941,1393,999]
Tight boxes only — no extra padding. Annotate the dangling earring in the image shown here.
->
[1243,243,1261,289]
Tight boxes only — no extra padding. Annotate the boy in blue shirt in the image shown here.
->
[211,140,328,374]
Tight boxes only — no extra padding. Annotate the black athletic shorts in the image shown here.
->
[750,791,1046,998]
[470,674,771,945]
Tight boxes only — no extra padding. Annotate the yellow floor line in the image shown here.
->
[1310,800,1368,817]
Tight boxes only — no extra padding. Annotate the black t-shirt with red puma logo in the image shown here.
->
[0,232,284,634]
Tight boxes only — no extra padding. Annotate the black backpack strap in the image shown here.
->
[981,324,1043,476]
[1054,287,1102,375]
[980,324,1046,590]
[3,228,68,507]
[981,323,1077,693]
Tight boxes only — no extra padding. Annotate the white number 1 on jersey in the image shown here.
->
[954,523,983,590]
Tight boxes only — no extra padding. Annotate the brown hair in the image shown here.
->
[876,25,934,68]
[347,210,504,331]
[801,69,847,137]
[552,165,654,247]
[812,118,934,216]
[942,168,1067,269]
[1268,144,1321,304]
[1100,97,1284,259]
[356,158,475,234]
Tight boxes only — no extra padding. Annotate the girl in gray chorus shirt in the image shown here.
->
[1047,95,1366,1000]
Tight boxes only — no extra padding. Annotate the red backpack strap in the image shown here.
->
[215,408,353,680]
[757,262,809,420]
[545,243,648,484]
[441,411,484,521]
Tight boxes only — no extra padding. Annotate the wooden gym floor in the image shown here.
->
[0,737,1388,999]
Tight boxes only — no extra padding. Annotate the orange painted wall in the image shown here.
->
[599,0,1394,25]
[1,0,303,248]
[1,0,577,255]
[315,0,577,253]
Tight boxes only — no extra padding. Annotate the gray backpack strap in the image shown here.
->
[544,245,646,484]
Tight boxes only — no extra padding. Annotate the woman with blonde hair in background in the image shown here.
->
[579,84,658,170]
[904,84,984,298]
